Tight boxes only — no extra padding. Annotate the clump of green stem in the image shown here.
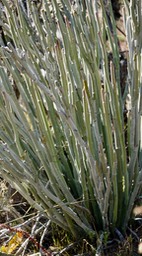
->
[0,0,141,239]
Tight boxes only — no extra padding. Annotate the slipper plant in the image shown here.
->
[0,0,142,241]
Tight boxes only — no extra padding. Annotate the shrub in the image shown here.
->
[0,0,141,240]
